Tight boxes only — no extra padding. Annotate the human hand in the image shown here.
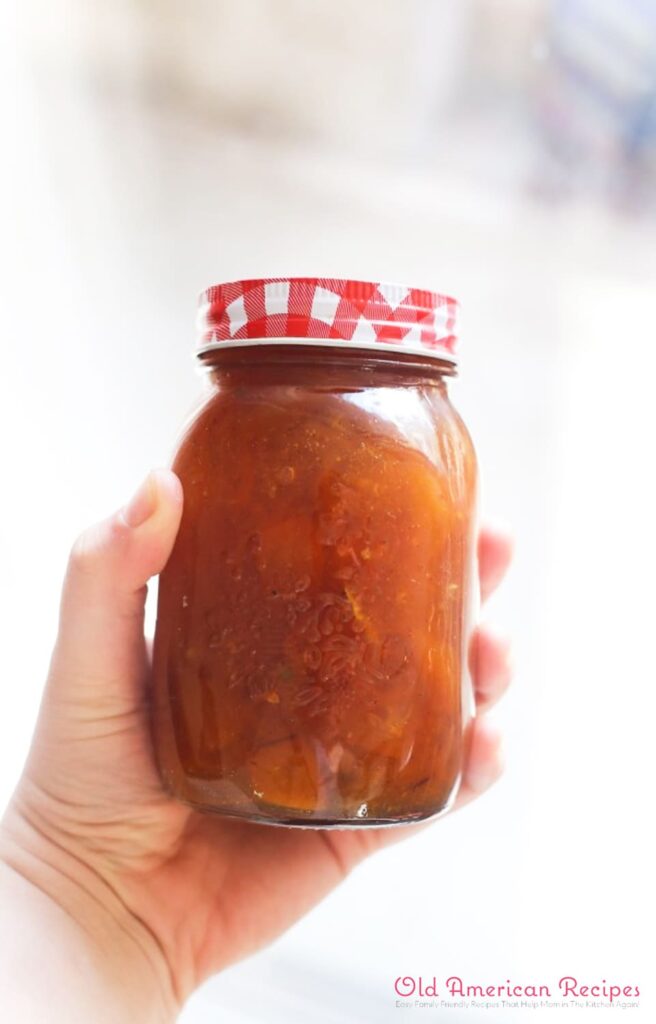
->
[0,470,512,1022]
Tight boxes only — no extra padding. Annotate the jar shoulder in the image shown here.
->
[173,379,476,494]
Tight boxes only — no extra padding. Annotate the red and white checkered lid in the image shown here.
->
[197,277,459,363]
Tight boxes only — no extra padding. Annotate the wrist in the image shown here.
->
[0,795,179,1024]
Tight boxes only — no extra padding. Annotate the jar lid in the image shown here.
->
[197,278,458,363]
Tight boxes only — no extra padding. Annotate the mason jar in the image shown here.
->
[152,277,478,827]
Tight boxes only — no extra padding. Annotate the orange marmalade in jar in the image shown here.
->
[152,278,478,827]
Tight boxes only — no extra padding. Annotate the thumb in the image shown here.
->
[46,469,183,717]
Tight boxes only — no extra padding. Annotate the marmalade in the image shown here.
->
[152,279,478,827]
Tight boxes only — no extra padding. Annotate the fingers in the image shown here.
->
[470,626,513,711]
[475,523,513,707]
[452,716,504,810]
[479,523,513,603]
[47,470,183,709]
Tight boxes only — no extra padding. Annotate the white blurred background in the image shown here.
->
[1,1,655,1021]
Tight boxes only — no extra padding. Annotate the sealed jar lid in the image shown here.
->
[197,277,458,363]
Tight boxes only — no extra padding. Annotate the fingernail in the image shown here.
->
[121,473,157,529]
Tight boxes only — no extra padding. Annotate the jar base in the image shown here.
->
[166,788,458,829]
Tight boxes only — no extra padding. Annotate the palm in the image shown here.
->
[26,638,382,989]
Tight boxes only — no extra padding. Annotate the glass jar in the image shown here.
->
[152,278,478,827]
